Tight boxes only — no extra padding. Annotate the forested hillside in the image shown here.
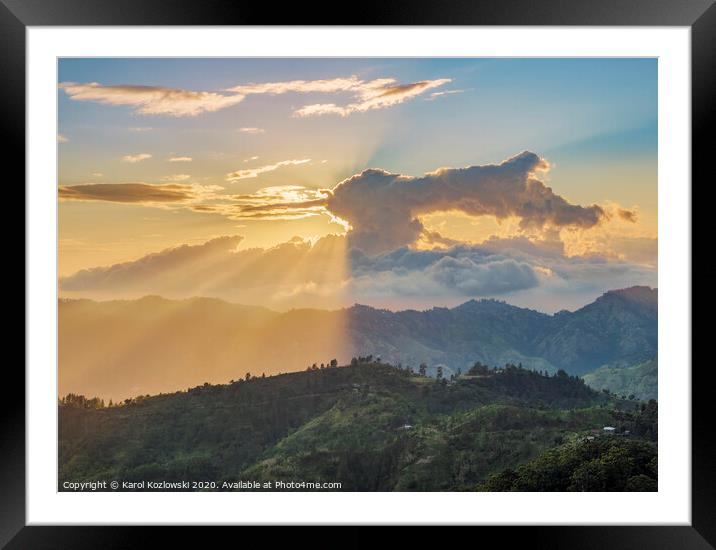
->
[583,358,658,401]
[59,362,656,492]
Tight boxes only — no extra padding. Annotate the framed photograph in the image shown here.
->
[5,0,710,546]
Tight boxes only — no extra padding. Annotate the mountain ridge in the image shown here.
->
[59,286,657,401]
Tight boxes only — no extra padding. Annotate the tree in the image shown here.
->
[468,362,489,375]
[626,474,657,491]
[436,366,443,380]
[330,359,338,368]
[245,372,252,381]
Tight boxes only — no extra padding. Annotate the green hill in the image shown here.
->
[481,406,657,492]
[59,362,655,491]
[583,358,658,401]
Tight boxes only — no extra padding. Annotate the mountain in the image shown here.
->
[59,286,657,402]
[348,300,556,377]
[58,362,656,491]
[535,287,657,374]
[583,358,658,401]
[348,287,657,377]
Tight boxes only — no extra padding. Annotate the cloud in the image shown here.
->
[349,246,539,298]
[60,75,450,119]
[59,235,348,304]
[324,151,605,253]
[122,153,152,163]
[226,159,311,182]
[60,236,245,292]
[229,185,329,220]
[617,208,638,223]
[214,152,608,254]
[59,82,245,117]
[291,104,347,117]
[346,239,655,311]
[238,127,265,134]
[129,127,153,132]
[59,235,533,302]
[227,76,363,96]
[293,78,451,117]
[168,156,192,163]
[59,233,656,312]
[479,234,567,260]
[77,152,622,264]
[58,134,69,143]
[476,234,656,287]
[416,230,463,249]
[244,156,260,162]
[427,89,470,100]
[58,182,216,205]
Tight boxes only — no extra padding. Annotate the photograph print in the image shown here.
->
[57,57,658,492]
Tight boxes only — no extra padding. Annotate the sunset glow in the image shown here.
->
[59,58,657,313]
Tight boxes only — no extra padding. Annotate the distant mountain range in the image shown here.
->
[59,286,657,402]
[349,286,657,378]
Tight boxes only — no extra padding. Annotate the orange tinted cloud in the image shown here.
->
[122,153,152,163]
[58,182,206,204]
[59,82,245,117]
[60,75,451,119]
[294,78,452,117]
[226,159,311,181]
[618,208,638,223]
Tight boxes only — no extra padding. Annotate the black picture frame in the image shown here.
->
[3,0,710,547]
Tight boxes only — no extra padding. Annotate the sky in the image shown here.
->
[57,58,657,312]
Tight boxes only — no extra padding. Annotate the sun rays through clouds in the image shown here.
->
[58,58,656,314]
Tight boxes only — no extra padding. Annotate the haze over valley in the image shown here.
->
[60,286,657,402]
